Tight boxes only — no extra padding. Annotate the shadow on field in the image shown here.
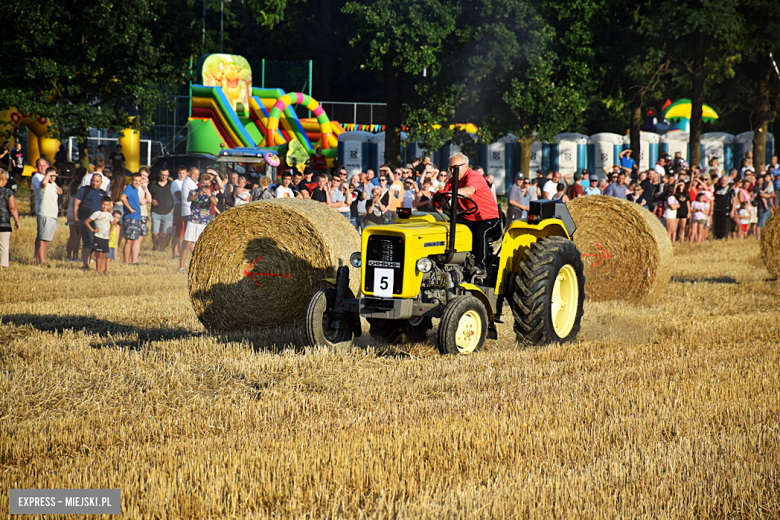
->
[671,275,739,284]
[0,314,200,350]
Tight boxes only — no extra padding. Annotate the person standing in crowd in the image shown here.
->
[310,147,327,173]
[567,171,584,200]
[605,172,628,199]
[0,169,20,268]
[328,176,348,212]
[349,174,367,231]
[711,175,734,240]
[106,210,121,273]
[174,167,200,258]
[0,142,10,172]
[252,176,274,200]
[737,201,751,239]
[66,167,87,262]
[402,178,416,208]
[81,157,111,191]
[83,196,113,274]
[109,145,125,173]
[170,165,188,258]
[583,174,602,196]
[552,182,569,204]
[120,172,143,265]
[275,171,296,198]
[33,161,61,266]
[365,185,389,226]
[232,176,250,206]
[690,192,709,243]
[661,183,680,244]
[96,144,106,163]
[507,173,530,222]
[543,171,560,199]
[310,174,331,204]
[413,177,435,212]
[10,143,24,181]
[135,167,153,259]
[755,173,775,241]
[675,181,691,243]
[618,149,635,173]
[149,166,174,251]
[224,171,239,207]
[73,173,108,270]
[179,173,218,272]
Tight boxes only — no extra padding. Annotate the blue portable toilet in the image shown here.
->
[368,131,407,172]
[337,131,373,177]
[528,139,547,178]
[587,133,623,178]
[621,131,660,172]
[477,134,518,195]
[660,132,689,165]
[734,131,775,168]
[700,132,734,171]
[552,133,588,181]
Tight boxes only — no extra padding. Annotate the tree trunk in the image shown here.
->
[518,134,534,180]
[629,96,642,176]
[385,65,403,169]
[319,0,332,101]
[77,127,91,169]
[688,33,708,169]
[752,55,771,169]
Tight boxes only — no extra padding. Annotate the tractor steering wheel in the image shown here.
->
[436,191,479,218]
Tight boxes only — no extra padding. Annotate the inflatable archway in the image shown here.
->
[0,108,60,175]
[266,93,336,152]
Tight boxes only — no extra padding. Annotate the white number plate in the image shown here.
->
[373,268,394,297]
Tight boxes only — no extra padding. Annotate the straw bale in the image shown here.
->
[567,195,673,303]
[188,198,361,333]
[760,210,780,279]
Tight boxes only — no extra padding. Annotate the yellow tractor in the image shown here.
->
[305,174,585,354]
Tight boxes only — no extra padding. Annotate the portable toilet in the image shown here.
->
[478,134,518,195]
[620,131,660,172]
[552,133,588,179]
[700,132,734,171]
[660,132,689,165]
[588,133,623,177]
[368,131,407,172]
[734,131,775,168]
[337,131,372,177]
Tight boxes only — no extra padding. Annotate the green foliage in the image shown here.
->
[0,0,200,140]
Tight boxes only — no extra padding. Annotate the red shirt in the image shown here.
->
[311,154,327,171]
[442,168,499,221]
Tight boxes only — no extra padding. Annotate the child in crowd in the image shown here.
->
[690,192,710,243]
[737,201,751,239]
[106,210,121,272]
[84,196,114,274]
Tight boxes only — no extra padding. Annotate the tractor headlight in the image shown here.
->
[416,257,433,273]
[349,252,362,268]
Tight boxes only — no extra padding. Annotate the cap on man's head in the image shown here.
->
[574,171,582,180]
[405,163,413,169]
[515,172,525,181]
[589,175,599,181]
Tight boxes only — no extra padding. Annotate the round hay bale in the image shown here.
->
[760,210,780,279]
[188,198,361,333]
[567,195,673,302]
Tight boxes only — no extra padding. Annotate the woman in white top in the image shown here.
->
[662,184,680,244]
[233,176,250,206]
[690,192,709,243]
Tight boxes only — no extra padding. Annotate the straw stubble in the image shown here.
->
[188,198,361,333]
[568,196,672,302]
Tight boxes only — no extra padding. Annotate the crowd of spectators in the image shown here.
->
[0,144,776,271]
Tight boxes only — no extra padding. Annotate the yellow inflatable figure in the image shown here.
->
[0,109,60,176]
[206,62,251,115]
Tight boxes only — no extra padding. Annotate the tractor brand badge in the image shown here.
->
[367,260,401,269]
[424,241,445,247]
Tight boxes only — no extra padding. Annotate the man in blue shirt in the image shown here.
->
[121,172,143,265]
[770,155,780,207]
[583,175,602,196]
[619,149,636,173]
[604,172,629,199]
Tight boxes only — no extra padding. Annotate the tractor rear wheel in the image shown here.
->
[305,289,354,348]
[510,236,585,345]
[437,295,488,355]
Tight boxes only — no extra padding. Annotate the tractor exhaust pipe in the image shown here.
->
[438,166,459,264]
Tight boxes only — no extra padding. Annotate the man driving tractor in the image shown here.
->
[436,153,501,273]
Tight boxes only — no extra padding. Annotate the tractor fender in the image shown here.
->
[458,283,495,324]
[323,278,356,299]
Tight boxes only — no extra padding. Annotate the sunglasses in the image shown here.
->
[379,178,387,182]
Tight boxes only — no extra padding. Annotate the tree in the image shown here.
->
[0,0,202,166]
[342,0,457,168]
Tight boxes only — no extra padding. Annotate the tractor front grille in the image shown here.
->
[364,235,404,296]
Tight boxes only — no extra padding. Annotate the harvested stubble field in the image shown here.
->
[1,211,779,519]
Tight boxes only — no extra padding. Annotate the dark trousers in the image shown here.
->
[712,211,730,240]
[459,218,501,269]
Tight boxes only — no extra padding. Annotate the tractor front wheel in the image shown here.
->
[437,296,488,355]
[510,236,585,345]
[305,289,354,348]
